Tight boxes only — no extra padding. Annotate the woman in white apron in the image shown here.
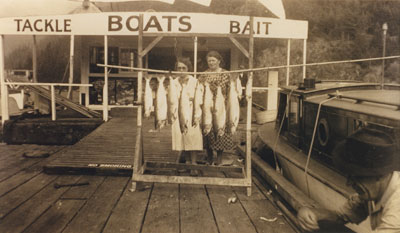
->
[171,57,203,175]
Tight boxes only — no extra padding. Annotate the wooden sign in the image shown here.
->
[0,12,308,39]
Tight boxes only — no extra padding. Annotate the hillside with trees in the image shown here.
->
[5,0,400,86]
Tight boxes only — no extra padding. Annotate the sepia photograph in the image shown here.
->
[0,0,399,232]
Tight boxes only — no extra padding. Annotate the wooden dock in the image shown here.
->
[0,140,297,233]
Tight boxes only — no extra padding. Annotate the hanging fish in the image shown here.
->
[167,76,181,124]
[236,76,243,100]
[144,76,153,118]
[179,82,191,134]
[156,76,168,129]
[245,76,252,101]
[213,85,226,137]
[192,81,204,128]
[228,78,240,134]
[202,81,213,136]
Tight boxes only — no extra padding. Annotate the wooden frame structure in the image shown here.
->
[0,11,308,196]
[130,15,256,196]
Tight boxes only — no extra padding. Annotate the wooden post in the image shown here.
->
[103,35,109,121]
[137,15,144,128]
[0,35,9,125]
[245,16,254,196]
[51,85,56,121]
[267,71,278,111]
[132,14,144,192]
[67,35,75,99]
[32,35,39,110]
[194,36,198,78]
[303,39,307,80]
[286,39,291,86]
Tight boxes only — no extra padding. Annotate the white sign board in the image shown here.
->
[0,12,308,39]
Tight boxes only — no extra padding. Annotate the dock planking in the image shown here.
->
[205,171,258,233]
[22,199,86,233]
[102,182,153,233]
[0,118,296,233]
[141,183,180,233]
[62,176,130,233]
[44,116,177,176]
[0,175,81,233]
[180,184,219,233]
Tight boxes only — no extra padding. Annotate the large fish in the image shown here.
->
[179,82,191,134]
[228,77,240,134]
[245,76,252,101]
[236,76,243,100]
[202,81,213,136]
[156,76,168,129]
[144,76,153,118]
[167,76,181,124]
[213,85,226,137]
[192,81,204,128]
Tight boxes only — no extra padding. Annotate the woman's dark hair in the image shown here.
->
[206,50,224,67]
[175,57,193,72]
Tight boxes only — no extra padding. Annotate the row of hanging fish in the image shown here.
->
[144,75,243,137]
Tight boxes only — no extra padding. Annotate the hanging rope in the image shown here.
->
[97,55,400,75]
[304,95,338,197]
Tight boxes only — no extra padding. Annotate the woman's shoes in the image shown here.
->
[190,169,199,176]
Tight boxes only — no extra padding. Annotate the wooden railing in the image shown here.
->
[2,82,92,122]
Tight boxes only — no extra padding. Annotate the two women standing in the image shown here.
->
[171,51,235,170]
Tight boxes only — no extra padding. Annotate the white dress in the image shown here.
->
[171,75,203,151]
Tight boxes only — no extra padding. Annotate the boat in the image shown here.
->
[256,79,400,232]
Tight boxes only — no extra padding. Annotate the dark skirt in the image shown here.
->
[204,127,235,151]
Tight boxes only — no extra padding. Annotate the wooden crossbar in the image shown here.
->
[132,173,251,187]
[144,161,244,173]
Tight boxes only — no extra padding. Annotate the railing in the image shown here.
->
[2,82,92,122]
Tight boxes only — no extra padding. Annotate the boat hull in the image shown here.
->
[258,122,372,232]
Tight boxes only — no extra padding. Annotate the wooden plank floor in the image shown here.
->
[44,116,178,175]
[0,143,296,233]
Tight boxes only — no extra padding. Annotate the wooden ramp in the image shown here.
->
[27,85,102,118]
[44,116,178,176]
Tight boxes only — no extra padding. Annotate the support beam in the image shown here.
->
[103,35,109,121]
[140,36,163,57]
[229,36,249,58]
[303,39,307,80]
[131,14,144,191]
[0,35,9,125]
[286,39,291,86]
[32,35,39,110]
[137,14,144,127]
[67,35,75,99]
[51,85,56,121]
[245,16,254,196]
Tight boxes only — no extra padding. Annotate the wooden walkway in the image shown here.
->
[44,117,177,176]
[0,142,297,233]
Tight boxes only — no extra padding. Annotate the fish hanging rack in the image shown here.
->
[101,16,257,197]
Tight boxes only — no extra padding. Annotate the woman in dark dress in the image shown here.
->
[199,51,235,165]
